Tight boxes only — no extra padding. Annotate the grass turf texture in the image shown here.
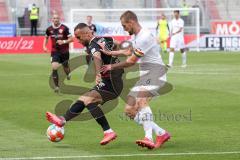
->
[0,52,240,160]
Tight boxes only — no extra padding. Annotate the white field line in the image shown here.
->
[1,151,240,160]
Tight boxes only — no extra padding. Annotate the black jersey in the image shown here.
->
[88,37,124,78]
[45,24,71,53]
[88,24,97,32]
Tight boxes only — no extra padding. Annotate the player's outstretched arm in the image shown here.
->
[101,53,139,74]
[98,41,132,56]
[100,49,132,56]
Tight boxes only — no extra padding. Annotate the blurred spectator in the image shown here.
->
[29,3,39,36]
[181,0,190,25]
[86,15,97,33]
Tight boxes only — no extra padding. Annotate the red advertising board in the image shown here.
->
[0,35,198,54]
[0,36,52,54]
[211,21,240,35]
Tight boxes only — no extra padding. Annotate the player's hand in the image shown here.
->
[98,42,112,56]
[43,46,49,52]
[101,65,112,74]
[100,48,112,56]
[56,40,65,45]
[98,42,105,50]
[95,73,102,84]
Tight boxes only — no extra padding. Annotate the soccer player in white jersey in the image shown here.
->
[100,10,170,149]
[168,10,187,68]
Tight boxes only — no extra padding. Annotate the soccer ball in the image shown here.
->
[46,124,64,142]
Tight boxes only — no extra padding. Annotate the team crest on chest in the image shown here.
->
[59,29,63,34]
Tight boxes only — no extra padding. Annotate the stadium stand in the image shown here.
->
[215,0,240,20]
[49,0,64,21]
[204,0,221,19]
[0,0,9,22]
[14,0,47,35]
[62,0,144,23]
[5,0,239,35]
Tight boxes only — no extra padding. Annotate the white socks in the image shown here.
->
[182,52,187,65]
[151,122,165,136]
[134,107,165,140]
[169,52,174,66]
[104,128,113,134]
[169,51,187,67]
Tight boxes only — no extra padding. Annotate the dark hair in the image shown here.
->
[74,23,88,31]
[174,10,180,14]
[120,10,138,22]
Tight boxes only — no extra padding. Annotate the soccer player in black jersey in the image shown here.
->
[43,14,73,92]
[46,23,124,145]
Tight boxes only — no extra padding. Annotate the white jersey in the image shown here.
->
[128,28,167,98]
[130,28,164,74]
[170,18,184,38]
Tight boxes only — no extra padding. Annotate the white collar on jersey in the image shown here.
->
[133,28,144,40]
[52,23,62,29]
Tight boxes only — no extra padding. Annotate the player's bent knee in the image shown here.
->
[78,92,101,106]
[124,105,137,119]
[136,98,149,108]
[78,96,93,106]
[51,62,59,70]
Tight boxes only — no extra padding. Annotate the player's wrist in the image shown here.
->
[63,40,67,44]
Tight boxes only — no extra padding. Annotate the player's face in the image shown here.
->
[52,15,60,26]
[86,16,92,24]
[121,18,134,35]
[161,14,166,19]
[174,12,179,19]
[74,28,91,46]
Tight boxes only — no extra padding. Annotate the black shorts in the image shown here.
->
[92,76,123,104]
[51,51,69,64]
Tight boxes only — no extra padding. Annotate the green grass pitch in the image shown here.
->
[0,52,240,160]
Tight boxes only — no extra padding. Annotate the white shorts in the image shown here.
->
[128,66,167,98]
[170,36,185,49]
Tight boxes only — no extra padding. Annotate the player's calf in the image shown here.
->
[52,70,59,88]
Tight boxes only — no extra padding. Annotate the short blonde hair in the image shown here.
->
[120,10,138,22]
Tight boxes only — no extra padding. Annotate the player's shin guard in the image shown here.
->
[63,100,85,121]
[52,70,59,87]
[86,103,110,131]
